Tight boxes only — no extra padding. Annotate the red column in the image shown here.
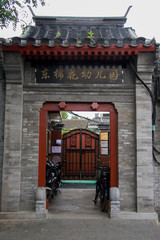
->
[110,109,118,187]
[38,109,47,187]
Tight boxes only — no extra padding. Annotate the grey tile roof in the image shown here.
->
[62,119,88,131]
[0,15,156,48]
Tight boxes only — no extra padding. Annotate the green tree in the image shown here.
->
[0,0,45,29]
[71,116,79,119]
[61,111,69,119]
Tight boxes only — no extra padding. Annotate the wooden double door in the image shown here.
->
[62,129,99,180]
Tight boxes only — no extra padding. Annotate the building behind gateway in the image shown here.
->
[0,7,160,219]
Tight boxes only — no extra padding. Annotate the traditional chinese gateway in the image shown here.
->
[0,7,160,219]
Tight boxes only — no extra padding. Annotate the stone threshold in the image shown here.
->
[109,211,158,221]
[0,211,48,219]
[0,210,158,221]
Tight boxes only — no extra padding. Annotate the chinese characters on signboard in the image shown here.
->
[36,64,123,84]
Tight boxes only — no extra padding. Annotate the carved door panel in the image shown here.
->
[62,129,99,180]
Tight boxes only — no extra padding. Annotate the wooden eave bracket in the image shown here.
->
[2,43,156,59]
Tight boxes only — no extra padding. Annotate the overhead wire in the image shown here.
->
[129,59,160,165]
[68,111,106,124]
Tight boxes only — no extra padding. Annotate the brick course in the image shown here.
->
[0,48,5,210]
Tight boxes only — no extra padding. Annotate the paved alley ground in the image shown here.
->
[0,188,160,240]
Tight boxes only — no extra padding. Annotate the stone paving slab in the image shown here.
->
[0,218,160,240]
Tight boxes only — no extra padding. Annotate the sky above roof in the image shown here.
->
[0,0,160,43]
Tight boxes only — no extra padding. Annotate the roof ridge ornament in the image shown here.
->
[27,5,35,17]
[124,6,132,18]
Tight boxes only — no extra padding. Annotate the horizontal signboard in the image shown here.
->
[36,64,122,84]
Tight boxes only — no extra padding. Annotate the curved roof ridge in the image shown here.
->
[30,6,133,27]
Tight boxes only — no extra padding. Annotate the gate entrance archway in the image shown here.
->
[38,102,118,189]
[62,129,99,180]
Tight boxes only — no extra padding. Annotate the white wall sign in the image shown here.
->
[101,141,108,148]
[52,146,61,153]
[101,148,108,155]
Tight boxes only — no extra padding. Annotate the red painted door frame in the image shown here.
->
[38,102,118,188]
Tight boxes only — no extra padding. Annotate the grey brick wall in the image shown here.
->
[20,100,41,211]
[116,101,136,211]
[1,52,23,212]
[136,52,155,213]
[0,48,5,210]
[154,102,160,215]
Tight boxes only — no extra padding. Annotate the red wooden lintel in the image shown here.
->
[42,102,116,112]
[33,50,37,55]
[2,43,156,60]
[26,50,30,55]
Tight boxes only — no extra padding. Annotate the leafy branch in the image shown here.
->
[0,0,45,30]
[56,31,61,38]
[87,30,94,40]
